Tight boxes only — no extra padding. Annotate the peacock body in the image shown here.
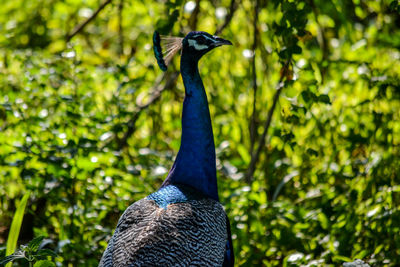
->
[99,31,233,267]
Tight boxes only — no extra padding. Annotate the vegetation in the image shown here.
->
[1,0,399,266]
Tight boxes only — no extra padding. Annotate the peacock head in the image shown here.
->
[182,31,232,60]
[153,31,232,71]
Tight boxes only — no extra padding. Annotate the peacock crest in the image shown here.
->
[153,31,183,71]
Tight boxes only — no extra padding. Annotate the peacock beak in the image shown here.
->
[212,36,233,47]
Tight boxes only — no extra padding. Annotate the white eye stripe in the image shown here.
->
[203,35,215,42]
[188,39,209,50]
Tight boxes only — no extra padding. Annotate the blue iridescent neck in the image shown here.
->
[161,52,218,201]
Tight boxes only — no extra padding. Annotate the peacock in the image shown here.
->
[99,31,234,267]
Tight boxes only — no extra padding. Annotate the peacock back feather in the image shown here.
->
[99,185,227,266]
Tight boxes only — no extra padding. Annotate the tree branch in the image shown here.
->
[245,60,291,184]
[249,0,260,155]
[309,0,328,82]
[189,0,201,30]
[66,0,113,42]
[118,0,124,55]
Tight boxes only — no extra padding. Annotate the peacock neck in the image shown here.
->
[161,53,218,201]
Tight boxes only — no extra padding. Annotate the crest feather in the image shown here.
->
[153,31,183,71]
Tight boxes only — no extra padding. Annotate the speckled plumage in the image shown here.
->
[99,185,227,267]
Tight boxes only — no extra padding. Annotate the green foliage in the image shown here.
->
[4,192,30,267]
[33,261,56,267]
[0,236,56,266]
[1,0,400,266]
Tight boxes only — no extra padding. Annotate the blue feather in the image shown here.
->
[153,31,168,71]
[161,48,219,201]
[147,184,204,209]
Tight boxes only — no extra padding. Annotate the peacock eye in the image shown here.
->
[195,36,206,45]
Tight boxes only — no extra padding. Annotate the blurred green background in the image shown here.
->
[1,0,400,266]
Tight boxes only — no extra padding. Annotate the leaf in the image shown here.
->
[0,251,25,266]
[292,44,302,54]
[301,89,318,104]
[278,48,290,59]
[306,148,319,157]
[28,236,45,252]
[33,260,56,267]
[5,192,30,267]
[318,94,331,104]
[317,212,329,230]
[389,1,398,11]
[286,115,299,124]
[237,144,251,164]
[282,132,295,142]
